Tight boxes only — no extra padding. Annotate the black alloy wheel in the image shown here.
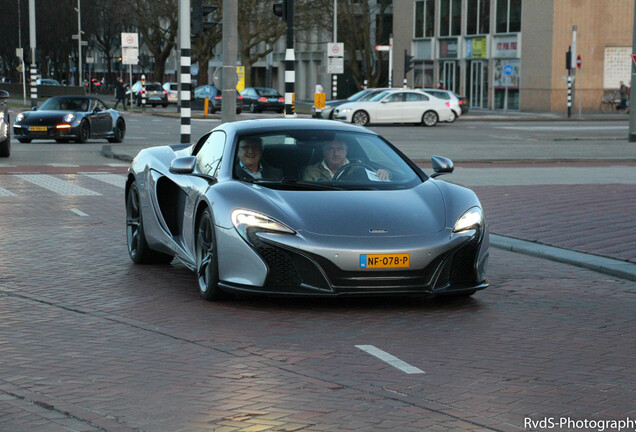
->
[75,120,90,143]
[108,119,125,143]
[126,182,173,264]
[196,208,225,301]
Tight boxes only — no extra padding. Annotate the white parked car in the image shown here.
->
[333,89,454,126]
[418,89,462,122]
[163,82,178,104]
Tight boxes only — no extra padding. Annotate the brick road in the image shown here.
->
[0,167,635,431]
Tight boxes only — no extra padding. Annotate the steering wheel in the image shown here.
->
[333,161,377,181]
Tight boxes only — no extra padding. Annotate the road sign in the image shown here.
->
[328,42,344,57]
[632,54,636,68]
[122,47,139,65]
[503,64,514,75]
[375,45,391,51]
[327,57,343,74]
[121,32,139,48]
[577,55,581,68]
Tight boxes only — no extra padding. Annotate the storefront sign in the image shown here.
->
[439,39,458,58]
[466,37,487,58]
[493,59,520,88]
[493,35,519,58]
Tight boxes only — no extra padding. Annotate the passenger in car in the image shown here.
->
[234,136,282,181]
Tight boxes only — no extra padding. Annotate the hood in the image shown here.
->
[257,181,446,237]
[18,111,72,124]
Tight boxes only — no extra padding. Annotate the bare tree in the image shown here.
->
[124,0,178,82]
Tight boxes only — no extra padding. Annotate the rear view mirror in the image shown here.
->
[430,155,454,178]
[169,156,197,174]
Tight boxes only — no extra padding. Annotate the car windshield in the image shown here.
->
[256,88,280,97]
[40,97,90,111]
[347,89,372,101]
[232,129,423,191]
[369,91,391,102]
[359,91,384,101]
[146,84,162,91]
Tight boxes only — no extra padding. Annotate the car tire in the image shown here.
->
[108,119,126,143]
[236,109,242,115]
[162,103,168,108]
[196,208,226,301]
[126,181,174,265]
[0,138,10,157]
[352,110,370,126]
[151,104,156,108]
[75,120,89,143]
[277,108,284,114]
[422,110,438,127]
[448,110,458,123]
[18,138,32,143]
[55,138,70,143]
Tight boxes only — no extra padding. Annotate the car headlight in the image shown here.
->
[231,209,295,240]
[64,113,75,123]
[339,108,352,114]
[0,112,4,122]
[16,113,25,122]
[453,207,483,233]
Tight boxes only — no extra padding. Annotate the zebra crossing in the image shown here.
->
[0,172,126,197]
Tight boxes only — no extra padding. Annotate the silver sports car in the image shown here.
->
[125,119,488,300]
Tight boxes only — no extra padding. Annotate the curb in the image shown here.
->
[490,234,636,282]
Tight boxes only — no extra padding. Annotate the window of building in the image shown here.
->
[439,0,461,37]
[496,0,521,33]
[467,0,490,35]
[414,0,435,38]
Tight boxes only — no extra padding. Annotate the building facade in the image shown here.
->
[393,0,635,112]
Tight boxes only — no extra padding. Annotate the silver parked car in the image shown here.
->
[125,119,488,300]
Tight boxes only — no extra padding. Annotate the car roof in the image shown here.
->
[216,118,377,136]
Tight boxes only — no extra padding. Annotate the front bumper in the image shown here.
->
[13,124,80,140]
[218,227,489,297]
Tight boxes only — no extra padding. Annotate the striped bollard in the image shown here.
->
[285,48,295,117]
[363,79,367,90]
[332,74,338,100]
[180,48,191,143]
[30,66,37,108]
[567,75,572,118]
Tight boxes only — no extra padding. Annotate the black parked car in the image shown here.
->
[239,87,284,113]
[0,90,10,157]
[194,85,243,114]
[13,96,126,143]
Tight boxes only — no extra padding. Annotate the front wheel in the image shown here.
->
[0,139,10,157]
[75,120,89,143]
[422,110,439,127]
[447,110,457,123]
[108,119,126,143]
[352,110,369,126]
[196,209,225,301]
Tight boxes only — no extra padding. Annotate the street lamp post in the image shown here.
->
[28,0,37,108]
[76,0,82,87]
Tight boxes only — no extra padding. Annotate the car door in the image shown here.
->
[404,92,431,122]
[378,92,408,122]
[90,99,111,136]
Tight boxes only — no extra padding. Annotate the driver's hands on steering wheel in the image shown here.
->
[375,169,390,181]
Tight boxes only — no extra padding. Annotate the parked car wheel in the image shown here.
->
[18,138,32,143]
[448,110,457,123]
[422,111,438,127]
[352,110,370,126]
[0,138,10,157]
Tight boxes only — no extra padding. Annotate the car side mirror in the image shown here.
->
[31,106,38,111]
[93,107,102,113]
[169,156,197,174]
[430,155,454,178]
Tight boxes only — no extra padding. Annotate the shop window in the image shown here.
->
[496,0,522,33]
[415,0,435,38]
[440,0,461,37]
[467,0,490,35]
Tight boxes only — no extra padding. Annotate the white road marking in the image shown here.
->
[82,173,126,188]
[356,345,425,374]
[106,163,130,167]
[16,174,101,196]
[0,186,17,196]
[48,163,80,167]
[70,208,89,217]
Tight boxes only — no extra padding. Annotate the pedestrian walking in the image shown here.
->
[114,77,127,111]
[618,81,628,111]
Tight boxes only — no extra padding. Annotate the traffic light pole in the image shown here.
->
[221,0,237,123]
[179,0,191,144]
[29,0,37,108]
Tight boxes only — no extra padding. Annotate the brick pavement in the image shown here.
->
[1,170,635,431]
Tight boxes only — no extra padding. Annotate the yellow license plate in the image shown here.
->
[360,253,410,269]
[29,126,47,131]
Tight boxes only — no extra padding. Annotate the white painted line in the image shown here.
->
[106,163,130,167]
[16,174,101,196]
[70,208,89,217]
[496,125,628,131]
[48,163,80,167]
[0,186,17,196]
[82,173,126,188]
[355,345,425,374]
